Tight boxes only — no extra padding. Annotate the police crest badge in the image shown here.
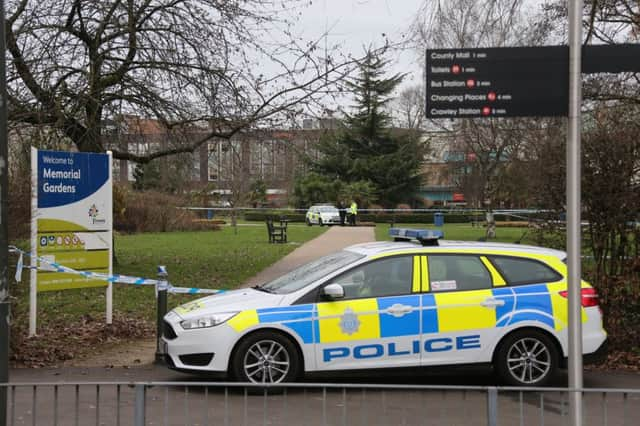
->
[339,307,361,335]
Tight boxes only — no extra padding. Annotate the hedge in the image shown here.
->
[243,211,539,224]
[244,212,472,224]
[245,212,307,222]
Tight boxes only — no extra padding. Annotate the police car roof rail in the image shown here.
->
[389,228,444,246]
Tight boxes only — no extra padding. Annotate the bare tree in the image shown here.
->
[541,1,640,104]
[411,0,544,50]
[393,85,426,130]
[541,0,639,44]
[6,0,360,162]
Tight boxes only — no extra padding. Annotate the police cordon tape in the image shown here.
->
[8,246,224,295]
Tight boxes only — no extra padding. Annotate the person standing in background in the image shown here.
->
[337,200,347,226]
[349,200,358,226]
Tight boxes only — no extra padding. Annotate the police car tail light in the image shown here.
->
[180,312,238,330]
[559,288,600,308]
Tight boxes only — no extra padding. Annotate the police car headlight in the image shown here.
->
[180,312,238,330]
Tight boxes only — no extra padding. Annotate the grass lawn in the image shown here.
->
[10,224,327,328]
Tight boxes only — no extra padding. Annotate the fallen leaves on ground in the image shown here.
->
[10,314,155,368]
[586,351,640,372]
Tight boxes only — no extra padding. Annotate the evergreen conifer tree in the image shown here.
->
[312,49,424,207]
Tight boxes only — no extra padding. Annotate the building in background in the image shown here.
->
[107,115,334,206]
[109,115,475,208]
[419,131,467,207]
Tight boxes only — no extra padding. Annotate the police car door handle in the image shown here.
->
[387,304,413,317]
[481,298,505,308]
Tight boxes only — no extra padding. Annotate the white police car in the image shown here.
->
[163,229,607,386]
[305,204,341,226]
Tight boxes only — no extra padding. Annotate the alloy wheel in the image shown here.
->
[243,339,291,384]
[506,337,552,384]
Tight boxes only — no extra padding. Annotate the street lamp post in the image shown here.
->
[567,1,584,425]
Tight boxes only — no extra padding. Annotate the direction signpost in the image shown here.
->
[426,46,568,119]
[425,44,640,119]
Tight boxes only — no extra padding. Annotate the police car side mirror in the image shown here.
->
[323,283,345,300]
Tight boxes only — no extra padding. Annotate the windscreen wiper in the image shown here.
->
[252,285,276,294]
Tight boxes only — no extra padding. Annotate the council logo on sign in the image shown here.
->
[88,204,106,225]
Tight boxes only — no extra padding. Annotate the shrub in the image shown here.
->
[244,212,306,222]
[115,188,219,233]
[593,268,640,353]
[8,171,30,240]
[244,212,473,224]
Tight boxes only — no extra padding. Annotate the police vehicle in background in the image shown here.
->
[163,228,607,386]
[305,204,341,226]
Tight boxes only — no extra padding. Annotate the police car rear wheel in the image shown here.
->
[232,332,301,384]
[495,330,558,386]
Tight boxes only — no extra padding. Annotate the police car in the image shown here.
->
[305,204,341,226]
[163,229,607,386]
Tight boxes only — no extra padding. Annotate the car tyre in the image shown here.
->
[494,329,559,386]
[231,331,302,384]
[306,218,312,226]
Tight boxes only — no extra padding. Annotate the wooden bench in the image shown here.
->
[266,217,287,243]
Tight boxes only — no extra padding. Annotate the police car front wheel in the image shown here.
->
[495,329,559,386]
[231,331,301,384]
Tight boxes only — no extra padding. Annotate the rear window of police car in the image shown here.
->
[489,256,562,285]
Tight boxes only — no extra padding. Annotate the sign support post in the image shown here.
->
[567,0,584,424]
[106,151,113,325]
[29,147,37,336]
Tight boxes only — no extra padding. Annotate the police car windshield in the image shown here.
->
[318,206,337,212]
[260,251,363,294]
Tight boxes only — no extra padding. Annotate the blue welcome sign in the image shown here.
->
[37,150,110,209]
[30,148,113,335]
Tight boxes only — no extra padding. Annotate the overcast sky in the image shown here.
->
[296,0,426,90]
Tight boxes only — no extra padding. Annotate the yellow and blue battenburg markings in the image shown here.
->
[435,289,497,332]
[230,284,584,347]
[494,285,555,329]
[257,306,318,343]
[378,296,422,337]
[223,243,584,346]
[412,256,430,292]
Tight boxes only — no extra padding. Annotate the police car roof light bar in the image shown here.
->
[389,228,444,246]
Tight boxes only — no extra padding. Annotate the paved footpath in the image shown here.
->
[243,226,374,287]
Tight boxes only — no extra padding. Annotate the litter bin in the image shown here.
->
[207,209,214,220]
[434,212,444,227]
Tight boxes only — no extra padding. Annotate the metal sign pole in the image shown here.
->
[0,0,10,423]
[567,1,583,425]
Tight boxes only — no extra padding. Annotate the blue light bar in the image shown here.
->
[389,228,444,245]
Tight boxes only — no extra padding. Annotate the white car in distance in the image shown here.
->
[306,204,341,226]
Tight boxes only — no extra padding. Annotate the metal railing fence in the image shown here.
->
[2,382,639,426]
